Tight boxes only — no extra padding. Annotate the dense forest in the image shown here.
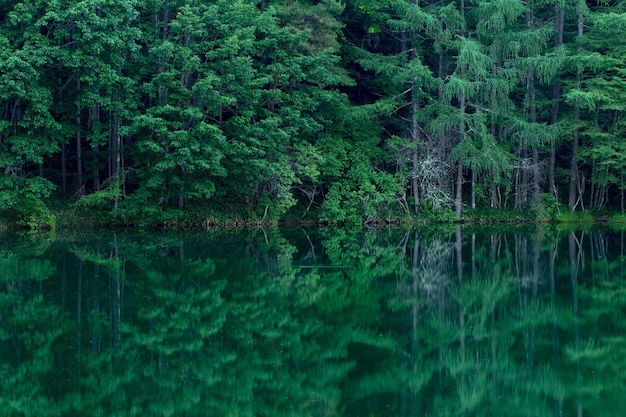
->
[1,0,626,227]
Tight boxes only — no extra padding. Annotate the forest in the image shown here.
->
[1,0,626,227]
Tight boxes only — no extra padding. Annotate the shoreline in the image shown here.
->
[4,206,625,233]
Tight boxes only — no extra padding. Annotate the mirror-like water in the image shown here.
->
[1,227,625,416]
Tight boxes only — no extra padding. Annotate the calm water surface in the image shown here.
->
[1,227,625,416]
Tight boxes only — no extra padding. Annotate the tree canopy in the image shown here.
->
[2,0,626,226]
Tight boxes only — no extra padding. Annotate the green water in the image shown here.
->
[1,227,625,416]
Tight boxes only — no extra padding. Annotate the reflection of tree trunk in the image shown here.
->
[91,264,100,354]
[550,245,558,359]
[111,234,122,351]
[410,231,420,417]
[471,233,476,279]
[515,235,528,361]
[529,239,540,368]
[491,310,498,401]
[77,257,83,381]
[569,232,580,314]
[455,226,465,387]
[569,232,582,417]
[549,242,560,417]
[489,234,502,400]
[412,232,419,346]
[591,232,608,282]
[62,254,67,313]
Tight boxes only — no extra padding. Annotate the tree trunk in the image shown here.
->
[549,5,564,197]
[569,112,580,210]
[90,104,101,191]
[111,104,122,211]
[527,5,540,203]
[412,99,420,214]
[61,142,67,194]
[569,3,584,211]
[456,91,465,219]
[455,161,463,219]
[471,169,476,210]
[405,17,422,216]
[76,80,83,196]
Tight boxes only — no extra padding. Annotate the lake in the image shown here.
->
[1,226,624,416]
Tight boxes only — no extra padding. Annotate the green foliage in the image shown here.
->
[417,201,457,223]
[2,0,626,225]
[531,193,562,222]
[609,213,626,226]
[71,178,123,211]
[15,198,56,231]
[0,176,56,230]
[321,157,400,224]
[556,211,596,224]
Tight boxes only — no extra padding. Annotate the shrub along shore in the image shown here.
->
[3,198,625,232]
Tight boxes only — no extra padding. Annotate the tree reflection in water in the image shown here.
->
[0,227,625,416]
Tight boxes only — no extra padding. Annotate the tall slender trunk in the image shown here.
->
[457,0,465,220]
[162,0,170,40]
[412,99,420,214]
[569,111,580,210]
[90,104,101,191]
[406,20,422,214]
[520,148,528,208]
[569,3,584,211]
[456,93,465,219]
[111,104,122,211]
[76,80,83,195]
[456,226,463,283]
[527,5,540,203]
[549,5,564,197]
[61,142,67,194]
[549,83,560,196]
[471,169,476,210]
[456,161,463,219]
[178,166,185,210]
[490,65,499,208]
[530,74,539,203]
[619,178,624,214]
